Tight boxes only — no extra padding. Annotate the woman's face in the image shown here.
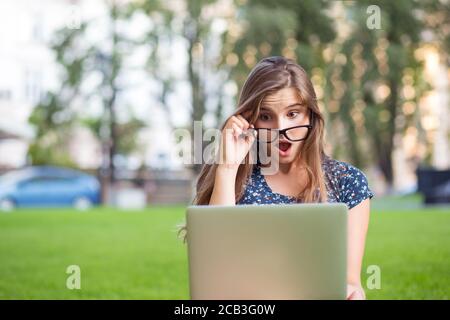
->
[254,87,311,165]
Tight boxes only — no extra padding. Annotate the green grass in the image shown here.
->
[0,203,449,299]
[0,207,188,299]
[361,209,450,299]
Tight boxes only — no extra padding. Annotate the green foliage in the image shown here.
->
[28,4,147,169]
[28,93,78,168]
[326,0,433,182]
[250,0,336,43]
[81,110,146,156]
[222,0,336,88]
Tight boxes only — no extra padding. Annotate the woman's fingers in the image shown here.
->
[226,114,250,133]
[236,114,249,130]
[224,115,256,142]
[347,290,364,300]
[346,285,365,300]
[231,122,242,138]
[226,116,243,132]
[219,114,257,167]
[228,115,254,138]
[245,129,257,146]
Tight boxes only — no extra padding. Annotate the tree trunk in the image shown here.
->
[186,22,206,174]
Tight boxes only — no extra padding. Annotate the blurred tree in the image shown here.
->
[81,110,145,157]
[134,0,228,173]
[28,1,146,203]
[421,0,450,66]
[219,0,336,89]
[28,24,88,168]
[218,0,440,191]
[28,93,78,168]
[329,0,431,190]
[129,0,177,129]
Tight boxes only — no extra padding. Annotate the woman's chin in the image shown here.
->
[278,157,295,164]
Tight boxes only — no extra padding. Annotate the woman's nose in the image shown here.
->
[276,118,290,131]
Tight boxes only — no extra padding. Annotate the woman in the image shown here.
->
[182,56,374,300]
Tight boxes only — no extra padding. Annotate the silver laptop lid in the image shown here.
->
[186,203,348,300]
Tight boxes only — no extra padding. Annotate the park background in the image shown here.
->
[0,0,449,299]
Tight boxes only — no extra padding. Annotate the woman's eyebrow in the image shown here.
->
[260,103,305,111]
[284,103,305,109]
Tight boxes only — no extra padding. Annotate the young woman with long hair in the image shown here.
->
[180,56,374,300]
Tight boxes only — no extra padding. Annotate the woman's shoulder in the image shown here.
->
[322,155,365,179]
[322,155,374,209]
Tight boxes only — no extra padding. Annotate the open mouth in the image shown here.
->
[279,141,292,152]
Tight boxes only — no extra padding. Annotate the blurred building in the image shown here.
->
[0,122,32,169]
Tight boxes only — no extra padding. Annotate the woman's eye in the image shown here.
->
[287,111,299,118]
[259,114,271,121]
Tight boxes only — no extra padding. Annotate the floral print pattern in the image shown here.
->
[237,155,374,210]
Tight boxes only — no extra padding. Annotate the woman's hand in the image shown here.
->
[217,114,257,171]
[346,283,366,300]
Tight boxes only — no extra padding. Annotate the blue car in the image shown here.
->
[0,166,100,211]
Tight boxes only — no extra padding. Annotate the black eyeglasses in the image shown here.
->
[241,110,314,142]
[252,124,313,142]
[239,123,313,142]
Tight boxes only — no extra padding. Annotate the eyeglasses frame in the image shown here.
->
[251,109,314,143]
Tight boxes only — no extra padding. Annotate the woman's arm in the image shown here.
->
[209,166,238,205]
[346,198,371,300]
[209,114,256,205]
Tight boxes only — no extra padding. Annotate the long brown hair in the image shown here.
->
[177,56,329,241]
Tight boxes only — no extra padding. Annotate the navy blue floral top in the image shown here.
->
[237,155,374,209]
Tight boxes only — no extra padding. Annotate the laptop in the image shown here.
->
[186,203,348,300]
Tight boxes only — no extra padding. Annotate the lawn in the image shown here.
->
[0,202,449,299]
